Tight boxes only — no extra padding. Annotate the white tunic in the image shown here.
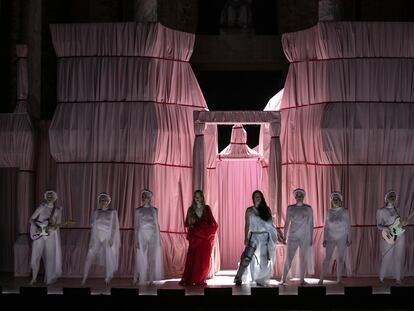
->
[376,206,405,280]
[134,206,163,284]
[30,203,63,284]
[324,207,351,241]
[320,207,352,280]
[87,208,121,281]
[244,206,277,284]
[282,204,315,279]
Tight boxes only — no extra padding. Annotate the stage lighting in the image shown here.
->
[344,286,372,296]
[250,287,279,296]
[157,288,185,296]
[390,286,414,296]
[110,288,139,296]
[204,287,232,296]
[62,287,91,295]
[20,286,47,295]
[297,286,326,297]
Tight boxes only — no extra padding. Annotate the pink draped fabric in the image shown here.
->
[217,124,262,268]
[193,113,281,273]
[273,22,414,277]
[13,22,209,278]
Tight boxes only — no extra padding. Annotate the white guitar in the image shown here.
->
[30,220,76,240]
[382,212,414,244]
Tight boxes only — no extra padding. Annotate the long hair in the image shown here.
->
[188,190,206,226]
[252,190,272,221]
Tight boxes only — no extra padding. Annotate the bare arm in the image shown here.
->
[309,206,314,246]
[283,207,291,243]
[244,208,251,246]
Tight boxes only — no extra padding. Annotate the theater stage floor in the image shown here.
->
[1,270,413,295]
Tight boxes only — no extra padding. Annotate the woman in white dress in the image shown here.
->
[281,188,314,285]
[234,190,277,286]
[319,191,352,284]
[377,190,405,284]
[29,190,62,285]
[82,192,121,285]
[133,189,163,285]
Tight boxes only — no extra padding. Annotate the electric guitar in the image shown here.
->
[382,212,414,244]
[30,220,76,240]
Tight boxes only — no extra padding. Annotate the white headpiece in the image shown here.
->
[293,188,306,197]
[44,190,58,201]
[141,189,153,198]
[384,190,397,203]
[98,192,111,204]
[330,191,343,202]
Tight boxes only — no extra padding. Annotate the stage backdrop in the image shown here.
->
[14,22,219,278]
[266,22,414,277]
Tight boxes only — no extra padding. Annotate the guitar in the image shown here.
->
[30,220,76,240]
[382,212,414,244]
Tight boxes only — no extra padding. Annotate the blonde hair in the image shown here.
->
[188,190,205,226]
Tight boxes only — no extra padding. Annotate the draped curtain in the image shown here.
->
[276,22,414,276]
[15,22,209,278]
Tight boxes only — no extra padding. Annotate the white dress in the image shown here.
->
[282,204,314,281]
[83,208,121,282]
[243,206,278,285]
[30,203,63,284]
[134,206,163,284]
[376,206,405,281]
[320,207,352,281]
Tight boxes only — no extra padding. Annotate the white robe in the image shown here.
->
[134,206,163,284]
[84,208,121,282]
[320,207,352,281]
[242,206,277,285]
[376,206,405,281]
[30,203,63,284]
[282,204,314,281]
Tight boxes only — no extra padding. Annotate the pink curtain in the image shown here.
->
[14,22,209,278]
[217,160,262,269]
[275,22,414,276]
[193,113,281,274]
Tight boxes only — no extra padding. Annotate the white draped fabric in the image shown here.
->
[14,22,210,278]
[269,22,414,277]
[134,206,163,284]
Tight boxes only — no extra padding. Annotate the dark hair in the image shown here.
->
[252,190,272,221]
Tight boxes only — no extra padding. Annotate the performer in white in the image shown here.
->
[30,190,62,285]
[133,189,163,285]
[82,192,121,285]
[318,191,352,284]
[234,190,277,286]
[377,190,405,284]
[281,188,314,285]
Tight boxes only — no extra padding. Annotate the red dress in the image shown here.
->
[180,205,218,285]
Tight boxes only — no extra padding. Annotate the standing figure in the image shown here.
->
[377,190,406,284]
[82,192,121,285]
[281,188,314,285]
[319,192,352,284]
[133,189,163,285]
[30,190,62,285]
[234,190,278,286]
[179,190,218,286]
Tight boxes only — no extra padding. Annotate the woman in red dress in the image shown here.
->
[179,190,218,286]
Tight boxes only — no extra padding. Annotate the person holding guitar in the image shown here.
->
[29,190,62,285]
[376,190,406,284]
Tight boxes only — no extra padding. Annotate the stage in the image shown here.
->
[1,270,413,294]
[1,271,414,310]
